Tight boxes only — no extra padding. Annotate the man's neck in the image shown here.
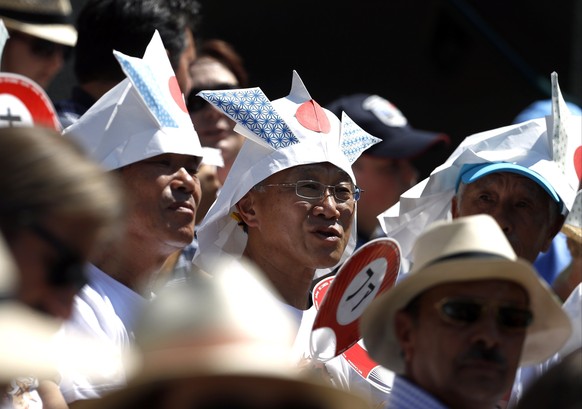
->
[80,80,121,102]
[92,238,178,294]
[243,245,314,310]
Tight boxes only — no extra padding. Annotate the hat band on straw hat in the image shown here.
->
[0,8,72,25]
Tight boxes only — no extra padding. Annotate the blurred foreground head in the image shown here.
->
[74,258,371,409]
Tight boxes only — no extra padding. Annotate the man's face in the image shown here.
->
[352,155,417,238]
[119,153,201,251]
[189,57,243,183]
[239,163,356,270]
[452,172,562,262]
[396,280,529,409]
[174,29,197,97]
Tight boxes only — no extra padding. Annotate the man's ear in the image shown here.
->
[394,310,415,364]
[451,195,459,219]
[542,212,566,252]
[235,192,259,228]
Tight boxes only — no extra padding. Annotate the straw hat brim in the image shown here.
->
[360,257,572,374]
[71,343,370,409]
[3,16,76,46]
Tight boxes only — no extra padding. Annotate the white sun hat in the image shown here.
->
[193,71,381,273]
[71,258,371,409]
[0,0,76,47]
[361,214,572,374]
[63,30,203,171]
[379,72,581,264]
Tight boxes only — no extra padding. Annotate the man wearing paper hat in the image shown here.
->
[193,71,380,308]
[192,71,383,400]
[57,31,204,403]
[380,73,580,274]
[360,214,572,409]
[0,0,75,89]
[326,93,450,247]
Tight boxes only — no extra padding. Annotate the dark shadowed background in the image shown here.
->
[50,0,582,179]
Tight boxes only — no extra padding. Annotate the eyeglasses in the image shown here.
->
[434,297,533,331]
[258,180,362,202]
[30,224,87,290]
[10,31,72,60]
[187,83,239,113]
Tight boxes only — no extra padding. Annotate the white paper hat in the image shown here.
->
[63,31,203,171]
[193,71,380,272]
[379,72,582,264]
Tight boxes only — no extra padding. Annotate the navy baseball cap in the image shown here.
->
[326,94,450,159]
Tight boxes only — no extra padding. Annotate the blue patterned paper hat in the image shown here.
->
[193,71,381,272]
[63,31,203,171]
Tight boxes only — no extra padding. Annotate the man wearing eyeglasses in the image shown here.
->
[192,71,382,400]
[360,214,571,409]
[0,0,76,90]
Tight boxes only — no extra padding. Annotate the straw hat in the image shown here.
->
[562,190,582,244]
[360,214,572,374]
[0,0,76,46]
[73,258,371,409]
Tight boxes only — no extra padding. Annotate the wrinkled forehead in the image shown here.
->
[464,171,552,201]
[262,162,353,184]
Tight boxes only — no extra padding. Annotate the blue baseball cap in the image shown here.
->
[456,162,562,208]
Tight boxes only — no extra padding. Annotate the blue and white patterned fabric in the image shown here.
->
[387,376,449,409]
[193,71,381,273]
[63,31,203,170]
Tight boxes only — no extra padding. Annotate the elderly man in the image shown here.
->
[56,32,203,403]
[380,73,580,277]
[192,71,383,398]
[361,214,572,409]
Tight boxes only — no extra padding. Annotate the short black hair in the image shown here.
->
[74,0,201,83]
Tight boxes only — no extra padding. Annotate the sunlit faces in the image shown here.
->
[118,153,201,251]
[189,57,243,184]
[9,215,104,319]
[237,163,356,271]
[174,28,197,97]
[395,280,529,409]
[452,172,563,263]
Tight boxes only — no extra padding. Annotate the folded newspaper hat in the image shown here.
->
[380,72,581,262]
[361,214,572,374]
[63,30,203,170]
[193,71,381,271]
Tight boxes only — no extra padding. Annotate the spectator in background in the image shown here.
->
[512,98,582,289]
[188,38,249,218]
[0,0,75,90]
[326,94,450,247]
[55,0,201,128]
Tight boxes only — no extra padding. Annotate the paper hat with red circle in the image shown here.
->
[193,71,381,272]
[63,30,203,171]
[380,72,581,264]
